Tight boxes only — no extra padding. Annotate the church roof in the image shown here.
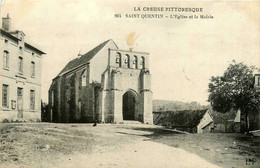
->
[154,109,210,127]
[57,39,114,77]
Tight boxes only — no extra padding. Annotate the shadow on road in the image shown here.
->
[117,125,260,168]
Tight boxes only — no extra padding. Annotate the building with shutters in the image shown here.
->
[48,39,153,124]
[0,14,45,122]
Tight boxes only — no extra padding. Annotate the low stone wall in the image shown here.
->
[214,122,240,133]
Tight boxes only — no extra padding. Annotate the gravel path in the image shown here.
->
[53,140,219,168]
[45,124,220,168]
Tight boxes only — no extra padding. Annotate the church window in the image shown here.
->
[140,56,145,69]
[125,54,130,68]
[81,70,87,86]
[78,100,82,113]
[133,55,138,69]
[116,52,121,67]
[79,77,81,89]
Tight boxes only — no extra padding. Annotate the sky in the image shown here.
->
[1,0,260,105]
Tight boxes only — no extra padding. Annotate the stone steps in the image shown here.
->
[121,120,142,124]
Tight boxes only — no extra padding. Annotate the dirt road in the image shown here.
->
[0,123,259,168]
[53,140,219,168]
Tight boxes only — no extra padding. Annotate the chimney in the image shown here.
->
[129,47,133,52]
[2,14,11,32]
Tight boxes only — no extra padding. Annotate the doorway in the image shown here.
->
[17,88,23,118]
[122,91,136,120]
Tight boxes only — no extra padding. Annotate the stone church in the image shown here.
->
[48,39,153,124]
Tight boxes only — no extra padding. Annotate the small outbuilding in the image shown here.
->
[153,109,214,133]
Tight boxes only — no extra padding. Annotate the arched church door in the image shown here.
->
[122,91,136,120]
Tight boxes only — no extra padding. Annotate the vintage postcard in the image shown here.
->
[0,0,259,168]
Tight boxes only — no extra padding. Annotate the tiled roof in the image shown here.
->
[0,29,45,54]
[154,109,209,127]
[57,39,112,77]
[0,29,19,41]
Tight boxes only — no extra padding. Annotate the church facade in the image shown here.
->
[48,39,153,124]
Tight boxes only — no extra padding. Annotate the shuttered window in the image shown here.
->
[2,85,8,108]
[18,56,23,73]
[3,51,9,69]
[31,61,35,78]
[30,90,35,110]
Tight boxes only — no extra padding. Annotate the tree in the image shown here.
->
[41,100,49,122]
[208,61,260,132]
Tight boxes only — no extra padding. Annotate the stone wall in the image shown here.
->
[49,65,98,123]
[197,111,214,133]
[100,65,153,124]
[214,122,240,133]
